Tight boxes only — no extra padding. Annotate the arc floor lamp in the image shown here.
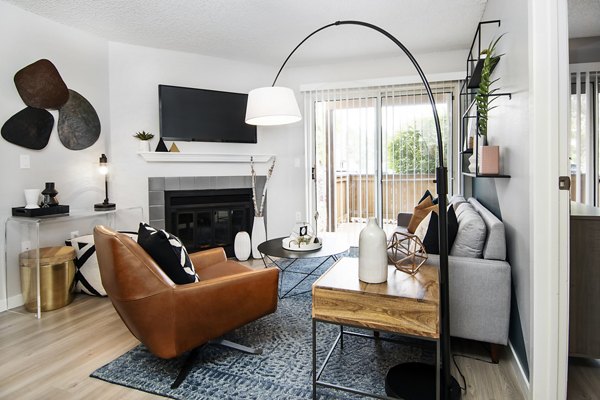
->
[245,20,459,400]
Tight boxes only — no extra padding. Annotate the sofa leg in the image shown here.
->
[489,343,501,364]
[171,346,202,389]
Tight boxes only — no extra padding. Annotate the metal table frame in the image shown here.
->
[260,252,341,299]
[312,319,439,400]
[257,234,349,299]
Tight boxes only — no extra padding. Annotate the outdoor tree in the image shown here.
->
[387,128,437,174]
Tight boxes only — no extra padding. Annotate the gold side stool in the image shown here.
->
[19,246,76,312]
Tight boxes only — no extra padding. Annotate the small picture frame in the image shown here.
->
[299,225,308,236]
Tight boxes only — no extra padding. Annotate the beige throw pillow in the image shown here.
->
[407,197,435,233]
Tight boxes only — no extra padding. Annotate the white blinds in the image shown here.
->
[304,81,456,233]
[570,70,599,205]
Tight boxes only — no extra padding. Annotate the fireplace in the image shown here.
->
[165,189,253,257]
[148,176,266,258]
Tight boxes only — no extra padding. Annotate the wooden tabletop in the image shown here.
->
[312,257,439,339]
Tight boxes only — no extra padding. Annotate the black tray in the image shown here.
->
[12,205,70,217]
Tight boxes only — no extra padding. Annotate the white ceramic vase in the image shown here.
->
[138,140,151,152]
[251,216,266,259]
[234,231,251,261]
[24,189,40,209]
[468,154,477,173]
[358,217,388,283]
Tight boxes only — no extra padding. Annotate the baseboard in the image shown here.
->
[508,340,530,398]
[0,298,6,312]
[7,294,24,309]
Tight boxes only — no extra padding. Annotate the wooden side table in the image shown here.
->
[311,257,439,399]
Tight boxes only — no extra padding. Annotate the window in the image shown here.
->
[304,82,458,236]
[570,69,599,206]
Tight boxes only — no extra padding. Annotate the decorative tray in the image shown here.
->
[281,237,322,252]
[12,205,70,217]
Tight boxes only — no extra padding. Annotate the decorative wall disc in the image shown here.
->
[1,107,54,150]
[14,59,69,110]
[57,89,101,150]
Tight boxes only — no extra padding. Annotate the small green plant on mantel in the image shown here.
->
[133,131,154,140]
[475,34,505,144]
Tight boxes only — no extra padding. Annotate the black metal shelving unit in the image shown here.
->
[460,20,512,181]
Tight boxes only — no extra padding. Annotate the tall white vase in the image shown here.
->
[358,217,388,283]
[251,216,266,259]
[234,231,251,261]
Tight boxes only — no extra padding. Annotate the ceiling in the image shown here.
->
[6,0,489,66]
[8,0,599,66]
[568,0,600,38]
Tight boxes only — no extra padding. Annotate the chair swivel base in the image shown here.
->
[171,339,262,389]
[385,362,461,400]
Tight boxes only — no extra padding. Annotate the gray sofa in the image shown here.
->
[397,196,511,359]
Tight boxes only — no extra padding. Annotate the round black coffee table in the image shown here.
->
[257,233,349,299]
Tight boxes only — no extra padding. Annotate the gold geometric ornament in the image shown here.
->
[387,231,428,275]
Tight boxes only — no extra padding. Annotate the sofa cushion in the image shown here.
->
[468,198,507,261]
[450,203,487,258]
[137,223,199,284]
[449,195,467,208]
[407,196,435,233]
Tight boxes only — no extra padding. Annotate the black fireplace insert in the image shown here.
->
[165,189,254,257]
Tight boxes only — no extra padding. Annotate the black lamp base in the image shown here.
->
[94,202,116,211]
[385,362,461,400]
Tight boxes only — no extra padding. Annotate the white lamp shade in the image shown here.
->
[245,86,302,126]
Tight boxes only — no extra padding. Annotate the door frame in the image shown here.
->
[528,0,570,398]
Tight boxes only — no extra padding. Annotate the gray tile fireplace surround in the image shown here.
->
[148,176,266,230]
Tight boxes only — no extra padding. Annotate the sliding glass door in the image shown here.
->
[570,69,599,206]
[307,83,455,237]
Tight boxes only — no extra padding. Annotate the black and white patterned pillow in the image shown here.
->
[66,231,139,296]
[66,234,105,296]
[137,223,199,284]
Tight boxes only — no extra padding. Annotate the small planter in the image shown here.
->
[138,140,151,153]
[479,145,499,175]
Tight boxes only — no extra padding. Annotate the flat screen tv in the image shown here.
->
[158,84,257,143]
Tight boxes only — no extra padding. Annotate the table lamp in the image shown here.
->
[94,153,116,211]
[245,20,458,400]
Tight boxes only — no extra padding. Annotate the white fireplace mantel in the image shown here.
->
[138,152,275,163]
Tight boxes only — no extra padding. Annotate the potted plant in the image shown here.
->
[133,131,154,152]
[475,35,504,174]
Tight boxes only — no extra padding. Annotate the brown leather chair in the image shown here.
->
[93,225,279,387]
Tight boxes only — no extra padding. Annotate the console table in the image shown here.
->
[311,257,439,399]
[4,207,143,318]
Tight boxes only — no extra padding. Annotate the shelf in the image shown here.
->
[462,172,511,178]
[467,56,500,88]
[138,152,275,163]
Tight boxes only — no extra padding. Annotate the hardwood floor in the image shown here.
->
[568,357,600,399]
[0,293,526,400]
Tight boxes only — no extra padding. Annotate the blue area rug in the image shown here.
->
[91,256,435,399]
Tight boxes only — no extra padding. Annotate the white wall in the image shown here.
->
[0,1,109,310]
[475,0,532,376]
